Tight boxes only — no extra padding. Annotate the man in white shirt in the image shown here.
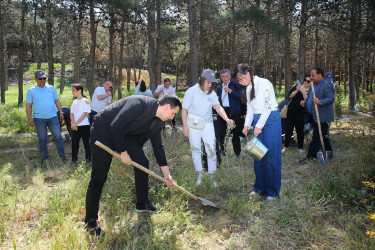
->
[90,81,113,125]
[154,78,177,128]
[154,78,176,99]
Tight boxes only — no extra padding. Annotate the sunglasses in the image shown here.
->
[38,77,47,80]
[304,80,311,83]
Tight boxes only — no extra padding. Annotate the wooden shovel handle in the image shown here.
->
[94,141,200,202]
[311,82,326,154]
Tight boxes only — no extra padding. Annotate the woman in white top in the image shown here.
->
[182,69,233,186]
[70,84,91,163]
[134,79,153,97]
[235,64,282,200]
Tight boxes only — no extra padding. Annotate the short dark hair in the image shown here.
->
[139,80,146,92]
[198,77,214,95]
[312,66,324,76]
[159,94,182,110]
[164,78,171,83]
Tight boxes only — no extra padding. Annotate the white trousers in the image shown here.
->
[188,122,217,173]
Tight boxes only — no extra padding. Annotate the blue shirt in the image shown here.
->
[306,80,323,116]
[26,84,59,119]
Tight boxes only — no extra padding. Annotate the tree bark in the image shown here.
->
[282,0,292,97]
[348,0,360,109]
[156,3,161,86]
[297,0,307,83]
[73,1,84,84]
[0,0,6,103]
[33,2,41,70]
[87,0,97,98]
[147,0,158,91]
[46,0,54,86]
[60,24,68,94]
[117,15,126,100]
[18,0,26,106]
[108,9,115,83]
[186,0,199,86]
[263,0,271,78]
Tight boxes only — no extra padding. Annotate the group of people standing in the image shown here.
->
[26,70,113,166]
[281,67,335,165]
[25,64,335,237]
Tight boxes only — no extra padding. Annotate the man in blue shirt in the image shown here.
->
[26,70,67,165]
[299,67,335,164]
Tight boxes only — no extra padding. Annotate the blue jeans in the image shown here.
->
[34,116,65,159]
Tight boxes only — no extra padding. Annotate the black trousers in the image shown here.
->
[71,125,91,161]
[284,111,305,148]
[307,121,333,159]
[85,137,150,222]
[217,107,244,156]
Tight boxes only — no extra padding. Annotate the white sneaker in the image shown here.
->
[281,147,287,153]
[212,180,217,188]
[209,175,217,187]
[298,149,305,153]
[267,196,276,201]
[196,173,203,185]
[250,191,259,196]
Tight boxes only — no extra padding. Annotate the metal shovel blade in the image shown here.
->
[198,197,219,208]
[317,151,326,167]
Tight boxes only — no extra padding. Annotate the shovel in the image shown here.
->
[311,82,326,167]
[95,141,219,209]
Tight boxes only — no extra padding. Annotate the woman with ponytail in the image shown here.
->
[234,64,282,201]
[70,84,91,163]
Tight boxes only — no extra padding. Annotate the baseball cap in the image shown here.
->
[201,69,217,83]
[324,72,333,81]
[35,70,46,78]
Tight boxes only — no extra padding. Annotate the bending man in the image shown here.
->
[85,95,181,236]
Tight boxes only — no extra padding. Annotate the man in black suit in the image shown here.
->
[216,69,243,157]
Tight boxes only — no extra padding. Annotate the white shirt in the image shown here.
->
[91,86,112,112]
[221,82,230,107]
[71,98,91,126]
[155,84,176,99]
[182,84,219,123]
[244,76,278,129]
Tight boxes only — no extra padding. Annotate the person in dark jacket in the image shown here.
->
[216,69,243,156]
[299,67,335,164]
[282,76,311,153]
[84,95,181,236]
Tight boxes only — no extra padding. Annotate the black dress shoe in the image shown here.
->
[298,158,309,164]
[135,202,157,213]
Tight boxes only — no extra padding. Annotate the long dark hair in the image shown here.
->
[139,80,146,92]
[234,64,255,101]
[198,77,214,94]
[72,83,87,98]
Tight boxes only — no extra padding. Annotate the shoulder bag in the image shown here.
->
[280,99,292,119]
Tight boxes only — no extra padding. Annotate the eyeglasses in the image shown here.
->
[38,77,46,80]
[304,80,311,83]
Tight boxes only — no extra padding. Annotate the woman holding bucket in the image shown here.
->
[234,64,282,201]
[182,69,233,187]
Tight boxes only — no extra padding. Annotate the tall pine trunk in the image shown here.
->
[187,0,199,86]
[0,0,6,103]
[117,15,126,100]
[297,0,307,83]
[147,0,158,91]
[18,0,26,106]
[60,24,68,94]
[87,0,97,98]
[73,2,84,84]
[46,0,54,86]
